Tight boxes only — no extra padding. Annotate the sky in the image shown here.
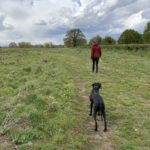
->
[0,0,150,45]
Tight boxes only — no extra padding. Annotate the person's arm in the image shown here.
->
[99,46,102,57]
[91,46,94,59]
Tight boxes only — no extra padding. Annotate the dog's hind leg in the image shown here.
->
[89,102,93,116]
[99,111,103,121]
[102,110,107,132]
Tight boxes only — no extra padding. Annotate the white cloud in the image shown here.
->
[0,0,150,45]
[123,11,147,29]
[0,13,14,30]
[34,20,47,26]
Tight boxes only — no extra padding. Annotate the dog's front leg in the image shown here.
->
[89,95,93,116]
[94,110,98,131]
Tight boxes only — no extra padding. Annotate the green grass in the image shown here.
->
[0,48,150,150]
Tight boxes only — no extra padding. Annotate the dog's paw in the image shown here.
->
[95,129,98,131]
[89,113,92,116]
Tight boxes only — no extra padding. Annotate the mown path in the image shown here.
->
[75,77,116,150]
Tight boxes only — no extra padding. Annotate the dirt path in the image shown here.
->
[75,77,116,150]
[0,135,18,150]
[0,107,19,150]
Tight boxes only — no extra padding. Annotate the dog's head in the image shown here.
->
[92,82,102,91]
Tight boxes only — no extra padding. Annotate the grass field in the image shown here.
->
[0,48,150,150]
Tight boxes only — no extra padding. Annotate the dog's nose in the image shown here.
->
[94,86,99,89]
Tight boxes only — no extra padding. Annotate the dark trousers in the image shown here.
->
[92,58,99,73]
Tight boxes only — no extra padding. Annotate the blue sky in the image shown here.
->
[0,0,150,45]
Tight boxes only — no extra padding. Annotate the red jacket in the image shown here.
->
[91,43,102,59]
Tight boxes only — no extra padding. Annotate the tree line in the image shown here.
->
[8,41,64,48]
[64,21,150,47]
[4,21,150,48]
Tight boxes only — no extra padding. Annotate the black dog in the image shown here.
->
[89,82,107,132]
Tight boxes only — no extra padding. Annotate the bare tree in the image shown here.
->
[9,42,17,48]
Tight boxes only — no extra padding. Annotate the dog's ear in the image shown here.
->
[92,83,95,87]
[98,83,102,89]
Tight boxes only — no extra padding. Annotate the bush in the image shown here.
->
[101,44,150,50]
[102,36,116,45]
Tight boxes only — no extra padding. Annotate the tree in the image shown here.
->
[89,35,102,46]
[18,42,32,48]
[44,42,54,48]
[102,36,116,45]
[64,28,86,47]
[118,29,143,44]
[9,42,17,47]
[33,44,44,48]
[143,21,150,43]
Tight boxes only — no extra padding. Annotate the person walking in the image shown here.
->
[91,41,102,73]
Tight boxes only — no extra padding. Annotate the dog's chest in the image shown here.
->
[92,93,103,103]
